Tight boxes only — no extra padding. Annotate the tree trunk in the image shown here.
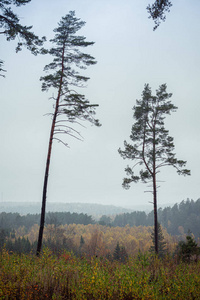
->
[36,117,56,256]
[153,172,158,254]
[152,125,158,255]
[36,45,65,256]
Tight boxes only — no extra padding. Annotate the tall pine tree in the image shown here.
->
[36,11,100,256]
[119,84,190,255]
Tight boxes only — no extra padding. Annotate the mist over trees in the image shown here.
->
[0,199,200,239]
[1,199,200,259]
[0,211,94,231]
[112,199,200,239]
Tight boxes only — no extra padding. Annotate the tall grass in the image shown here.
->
[0,248,200,299]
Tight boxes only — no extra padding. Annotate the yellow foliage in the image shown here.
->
[21,223,177,256]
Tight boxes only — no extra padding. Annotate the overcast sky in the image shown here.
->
[0,0,200,209]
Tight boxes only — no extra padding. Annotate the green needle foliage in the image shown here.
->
[149,223,167,258]
[37,11,100,256]
[113,242,128,263]
[119,83,190,255]
[176,234,200,263]
[0,0,46,76]
[147,0,172,30]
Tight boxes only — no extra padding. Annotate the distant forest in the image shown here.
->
[0,199,199,239]
[0,212,94,231]
[110,199,200,238]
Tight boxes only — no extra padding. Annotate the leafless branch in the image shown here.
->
[54,130,83,141]
[131,161,143,169]
[55,124,83,137]
[53,137,69,148]
[43,112,54,117]
[55,119,86,128]
[68,132,83,141]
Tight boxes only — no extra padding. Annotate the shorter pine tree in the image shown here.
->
[149,223,167,258]
[113,242,128,262]
[176,234,200,263]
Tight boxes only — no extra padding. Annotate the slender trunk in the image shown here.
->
[142,107,158,254]
[153,128,158,255]
[153,172,158,254]
[36,117,55,256]
[36,46,65,256]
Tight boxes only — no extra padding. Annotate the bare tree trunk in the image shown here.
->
[36,46,65,256]
[153,173,158,254]
[36,115,56,256]
[153,127,158,255]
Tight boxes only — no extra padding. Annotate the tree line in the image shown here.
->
[0,199,199,239]
[2,221,199,264]
[0,223,172,258]
[0,211,94,231]
[108,199,200,239]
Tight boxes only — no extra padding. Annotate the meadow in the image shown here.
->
[0,248,200,300]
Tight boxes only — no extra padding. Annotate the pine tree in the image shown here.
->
[113,242,128,262]
[79,235,85,256]
[149,223,167,258]
[176,234,200,263]
[113,242,121,261]
[36,11,100,256]
[119,84,190,255]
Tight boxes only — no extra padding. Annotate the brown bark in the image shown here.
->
[153,125,158,254]
[153,173,158,254]
[36,45,65,256]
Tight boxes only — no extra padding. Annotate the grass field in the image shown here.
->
[0,248,200,299]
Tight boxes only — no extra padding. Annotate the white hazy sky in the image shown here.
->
[0,0,200,208]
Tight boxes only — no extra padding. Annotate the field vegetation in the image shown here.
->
[1,248,200,299]
[1,199,200,299]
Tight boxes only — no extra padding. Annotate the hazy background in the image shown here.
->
[0,0,200,209]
